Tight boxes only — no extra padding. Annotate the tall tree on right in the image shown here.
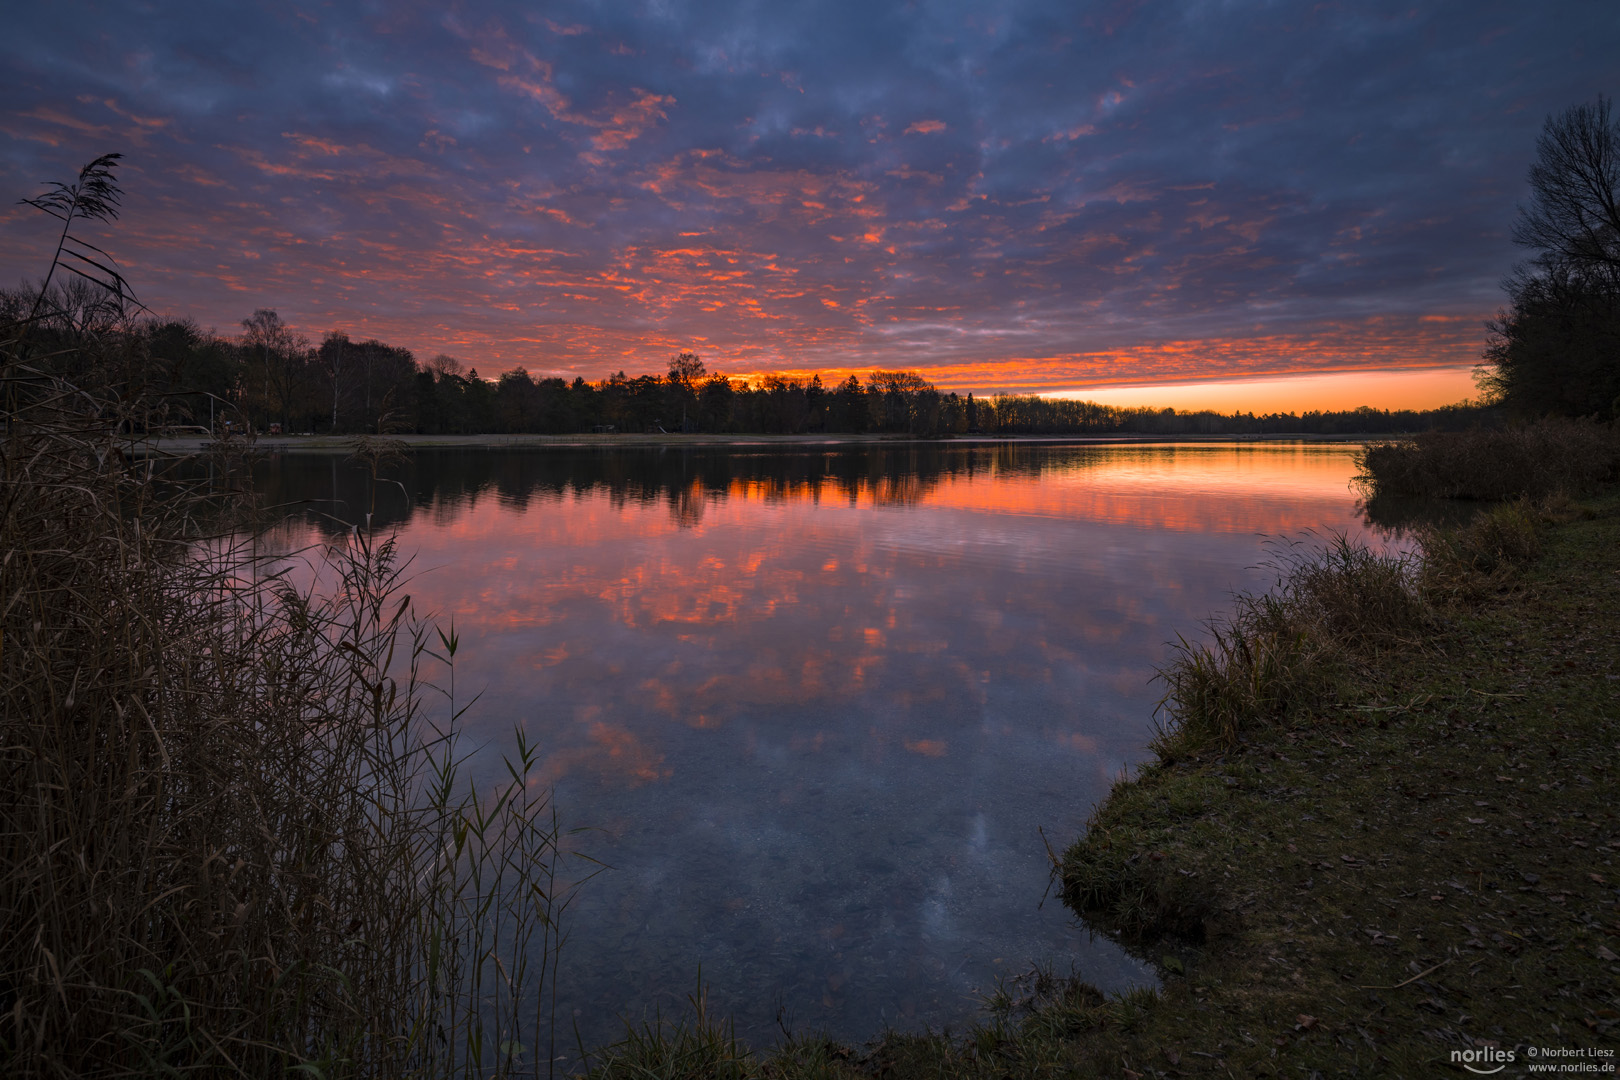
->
[1479,95,1620,419]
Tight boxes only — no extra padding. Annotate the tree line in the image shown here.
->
[0,290,1501,438]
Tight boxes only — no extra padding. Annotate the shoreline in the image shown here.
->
[1032,490,1620,1075]
[143,430,1374,454]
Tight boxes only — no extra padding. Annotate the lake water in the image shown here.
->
[255,440,1383,1052]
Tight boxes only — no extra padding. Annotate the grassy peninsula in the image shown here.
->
[1043,496,1619,1075]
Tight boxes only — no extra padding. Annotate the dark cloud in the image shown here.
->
[1,0,1613,388]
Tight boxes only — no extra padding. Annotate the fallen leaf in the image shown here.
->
[1590,873,1607,885]
[1163,1048,1181,1065]
[1467,817,1485,824]
[1597,945,1618,962]
[1296,1013,1319,1030]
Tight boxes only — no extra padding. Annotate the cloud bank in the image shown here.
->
[1,0,1613,390]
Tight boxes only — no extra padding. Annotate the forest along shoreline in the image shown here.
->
[144,430,1373,454]
[582,421,1620,1080]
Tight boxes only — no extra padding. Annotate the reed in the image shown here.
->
[1415,496,1545,603]
[584,986,754,1080]
[1,174,576,1076]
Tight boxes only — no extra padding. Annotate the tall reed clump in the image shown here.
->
[1150,536,1427,757]
[2,159,575,1078]
[1355,417,1620,501]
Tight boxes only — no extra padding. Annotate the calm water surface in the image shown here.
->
[259,441,1383,1050]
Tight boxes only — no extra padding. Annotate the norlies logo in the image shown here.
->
[1452,1047,1516,1074]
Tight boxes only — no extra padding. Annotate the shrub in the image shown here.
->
[1355,418,1620,501]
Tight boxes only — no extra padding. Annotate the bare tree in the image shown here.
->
[1513,94,1620,287]
[666,350,705,431]
[1480,96,1620,418]
[240,308,307,433]
[426,353,466,380]
[319,331,353,432]
[667,349,705,388]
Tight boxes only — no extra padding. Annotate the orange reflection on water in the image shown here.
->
[270,443,1382,794]
[704,443,1366,534]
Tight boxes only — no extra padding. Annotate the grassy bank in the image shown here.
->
[1047,489,1619,1075]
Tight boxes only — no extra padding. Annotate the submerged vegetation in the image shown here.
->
[2,157,577,1078]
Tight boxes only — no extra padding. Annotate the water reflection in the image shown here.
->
[254,441,1380,1051]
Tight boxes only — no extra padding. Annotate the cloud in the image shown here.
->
[0,0,1609,390]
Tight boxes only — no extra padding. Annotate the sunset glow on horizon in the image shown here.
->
[1044,365,1482,415]
[3,3,1611,405]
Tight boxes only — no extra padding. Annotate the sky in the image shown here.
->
[1,1,1615,405]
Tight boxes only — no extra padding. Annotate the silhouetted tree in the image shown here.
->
[666,350,704,431]
[1480,95,1620,419]
[240,309,309,433]
[1514,95,1620,286]
[699,374,735,431]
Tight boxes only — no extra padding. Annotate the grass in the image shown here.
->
[1148,534,1427,758]
[1053,488,1620,1074]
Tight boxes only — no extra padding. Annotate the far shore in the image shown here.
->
[145,430,1375,454]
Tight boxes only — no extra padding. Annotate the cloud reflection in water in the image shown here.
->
[258,441,1382,1048]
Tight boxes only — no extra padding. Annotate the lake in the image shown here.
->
[254,439,1385,1052]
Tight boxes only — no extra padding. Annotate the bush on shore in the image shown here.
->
[1355,417,1620,501]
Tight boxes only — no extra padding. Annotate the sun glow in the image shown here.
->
[1044,366,1480,415]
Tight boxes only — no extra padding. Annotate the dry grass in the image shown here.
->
[1150,536,1427,757]
[1356,418,1620,501]
[1416,497,1545,603]
[0,353,573,1074]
